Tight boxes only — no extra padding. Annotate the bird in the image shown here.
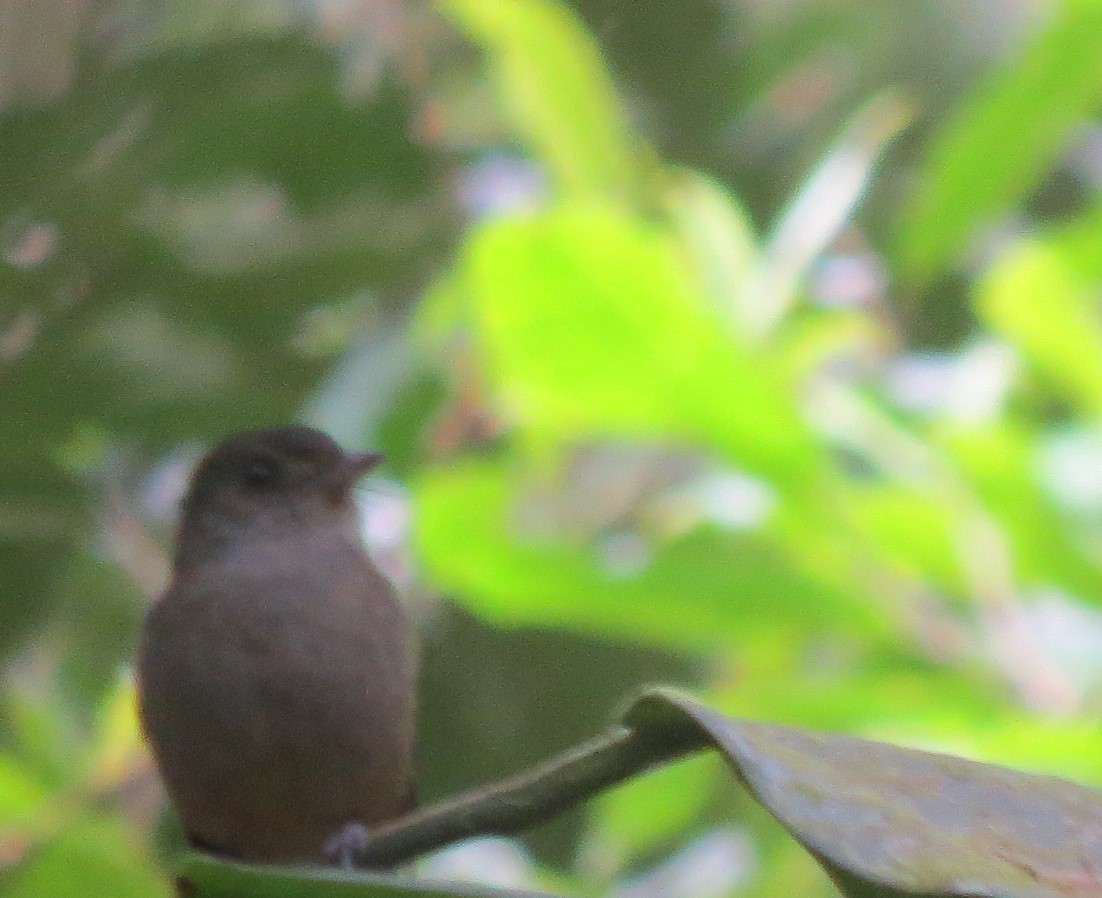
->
[136,426,416,864]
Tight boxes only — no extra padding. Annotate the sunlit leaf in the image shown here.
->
[978,239,1102,413]
[716,663,1004,738]
[454,203,820,483]
[0,755,48,825]
[661,168,758,314]
[5,817,169,898]
[897,0,1102,279]
[941,424,1102,603]
[872,712,1102,789]
[846,484,964,594]
[88,674,150,793]
[740,834,836,898]
[2,687,80,789]
[412,460,887,650]
[771,310,883,386]
[724,652,1102,786]
[744,91,911,336]
[442,0,641,200]
[585,753,720,869]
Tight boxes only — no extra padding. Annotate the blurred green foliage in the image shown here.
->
[3,0,1102,895]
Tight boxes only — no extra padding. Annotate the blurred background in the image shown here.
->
[4,0,1102,895]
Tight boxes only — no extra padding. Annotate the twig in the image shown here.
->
[352,722,707,867]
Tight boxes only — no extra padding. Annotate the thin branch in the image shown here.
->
[352,723,707,868]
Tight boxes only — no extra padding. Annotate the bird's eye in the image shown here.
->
[242,458,278,487]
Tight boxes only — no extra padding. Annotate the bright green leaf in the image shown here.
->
[442,0,640,200]
[940,423,1102,603]
[0,755,48,825]
[977,239,1102,414]
[5,817,169,898]
[745,92,911,336]
[846,484,965,596]
[897,0,1102,279]
[457,204,820,484]
[872,713,1102,789]
[412,460,887,651]
[716,664,1006,743]
[586,753,721,870]
[3,687,81,789]
[661,168,758,314]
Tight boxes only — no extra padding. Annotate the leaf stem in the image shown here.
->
[353,723,706,867]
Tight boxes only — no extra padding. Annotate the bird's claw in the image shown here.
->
[323,821,371,870]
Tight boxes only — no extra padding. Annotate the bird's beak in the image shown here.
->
[333,450,385,497]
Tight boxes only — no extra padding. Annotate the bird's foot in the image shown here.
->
[323,821,371,870]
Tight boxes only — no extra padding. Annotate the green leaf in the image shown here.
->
[2,687,80,789]
[585,753,720,869]
[872,712,1102,789]
[0,755,48,826]
[621,690,1102,898]
[744,92,910,336]
[897,0,1102,279]
[845,483,966,596]
[454,204,820,483]
[940,424,1102,603]
[264,687,1102,898]
[442,0,640,200]
[661,168,758,313]
[977,238,1102,414]
[715,660,1005,736]
[722,650,1102,787]
[180,854,558,898]
[5,817,169,898]
[412,460,887,650]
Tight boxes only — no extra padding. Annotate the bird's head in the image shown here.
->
[175,426,383,566]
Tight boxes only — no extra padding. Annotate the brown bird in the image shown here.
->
[136,426,416,864]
